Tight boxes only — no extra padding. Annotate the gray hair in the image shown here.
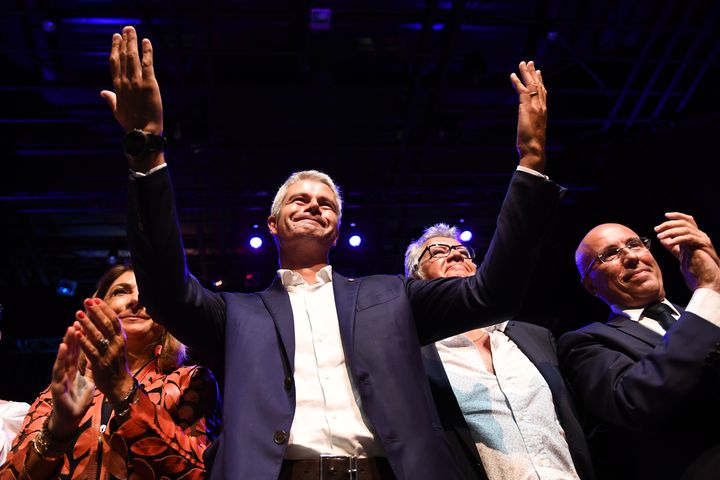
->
[270,170,343,221]
[404,223,461,279]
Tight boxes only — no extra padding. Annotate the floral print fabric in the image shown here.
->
[0,364,221,480]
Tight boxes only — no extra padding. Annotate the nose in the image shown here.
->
[620,247,640,266]
[305,197,321,213]
[446,247,465,262]
[126,293,146,313]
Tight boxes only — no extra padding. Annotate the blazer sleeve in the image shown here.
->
[127,168,226,359]
[407,170,565,344]
[558,312,720,431]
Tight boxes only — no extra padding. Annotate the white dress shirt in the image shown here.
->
[435,322,579,480]
[0,400,30,465]
[279,266,384,459]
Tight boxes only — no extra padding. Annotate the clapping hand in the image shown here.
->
[655,212,720,293]
[73,298,135,406]
[48,327,95,437]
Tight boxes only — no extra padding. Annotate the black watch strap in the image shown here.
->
[122,129,167,157]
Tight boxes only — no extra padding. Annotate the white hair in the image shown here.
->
[270,170,343,221]
[404,223,461,279]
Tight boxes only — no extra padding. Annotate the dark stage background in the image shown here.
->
[1,0,718,402]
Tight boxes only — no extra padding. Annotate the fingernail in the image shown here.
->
[77,311,86,319]
[85,299,94,307]
[94,298,102,305]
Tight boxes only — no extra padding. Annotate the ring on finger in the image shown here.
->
[98,337,110,355]
[528,91,539,97]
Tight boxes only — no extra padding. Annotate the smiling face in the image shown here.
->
[417,236,477,280]
[578,223,665,308]
[102,270,163,344]
[267,179,340,250]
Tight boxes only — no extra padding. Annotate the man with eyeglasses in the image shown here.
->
[558,213,720,480]
[404,224,595,480]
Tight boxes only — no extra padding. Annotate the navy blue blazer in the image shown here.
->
[127,169,563,479]
[558,308,720,480]
[422,320,595,480]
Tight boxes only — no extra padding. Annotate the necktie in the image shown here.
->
[642,302,677,331]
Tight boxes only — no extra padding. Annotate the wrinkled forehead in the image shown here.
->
[109,271,137,290]
[285,179,338,204]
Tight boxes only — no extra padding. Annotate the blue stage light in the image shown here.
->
[460,230,473,242]
[249,236,263,249]
[57,279,77,297]
[348,235,362,247]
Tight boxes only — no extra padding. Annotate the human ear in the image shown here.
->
[267,216,277,235]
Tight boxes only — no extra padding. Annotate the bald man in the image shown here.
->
[558,212,720,480]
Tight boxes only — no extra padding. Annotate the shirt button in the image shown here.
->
[284,377,293,390]
[273,430,287,444]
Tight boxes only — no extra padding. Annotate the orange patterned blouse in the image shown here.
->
[0,364,220,480]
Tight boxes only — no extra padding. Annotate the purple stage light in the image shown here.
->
[460,230,473,242]
[249,236,263,249]
[42,20,56,33]
[310,8,331,31]
[62,17,142,25]
[348,235,362,247]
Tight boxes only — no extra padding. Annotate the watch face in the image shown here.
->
[123,130,148,156]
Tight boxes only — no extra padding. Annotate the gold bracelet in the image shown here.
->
[32,434,64,462]
[33,416,75,460]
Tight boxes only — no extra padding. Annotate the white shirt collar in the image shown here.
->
[611,298,679,321]
[277,265,333,287]
[438,321,509,347]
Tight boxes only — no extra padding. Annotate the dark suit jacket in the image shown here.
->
[127,169,563,479]
[422,320,595,480]
[558,308,720,480]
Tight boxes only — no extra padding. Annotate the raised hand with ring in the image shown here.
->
[73,297,134,405]
[97,337,110,355]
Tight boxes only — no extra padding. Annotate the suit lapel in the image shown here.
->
[606,313,663,347]
[332,271,359,361]
[258,277,296,372]
[421,344,484,471]
[504,321,548,366]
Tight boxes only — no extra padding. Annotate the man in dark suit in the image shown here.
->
[405,224,595,480]
[102,26,563,479]
[558,214,720,480]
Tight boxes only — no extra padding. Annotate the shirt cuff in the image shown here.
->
[130,163,168,178]
[686,288,720,327]
[516,165,549,181]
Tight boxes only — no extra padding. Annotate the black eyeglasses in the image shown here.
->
[418,243,475,264]
[583,237,651,279]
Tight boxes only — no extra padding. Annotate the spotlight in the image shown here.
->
[57,279,77,297]
[41,20,56,33]
[249,236,263,249]
[348,235,362,247]
[460,230,473,242]
[214,279,224,288]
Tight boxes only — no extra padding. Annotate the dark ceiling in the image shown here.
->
[1,0,719,381]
